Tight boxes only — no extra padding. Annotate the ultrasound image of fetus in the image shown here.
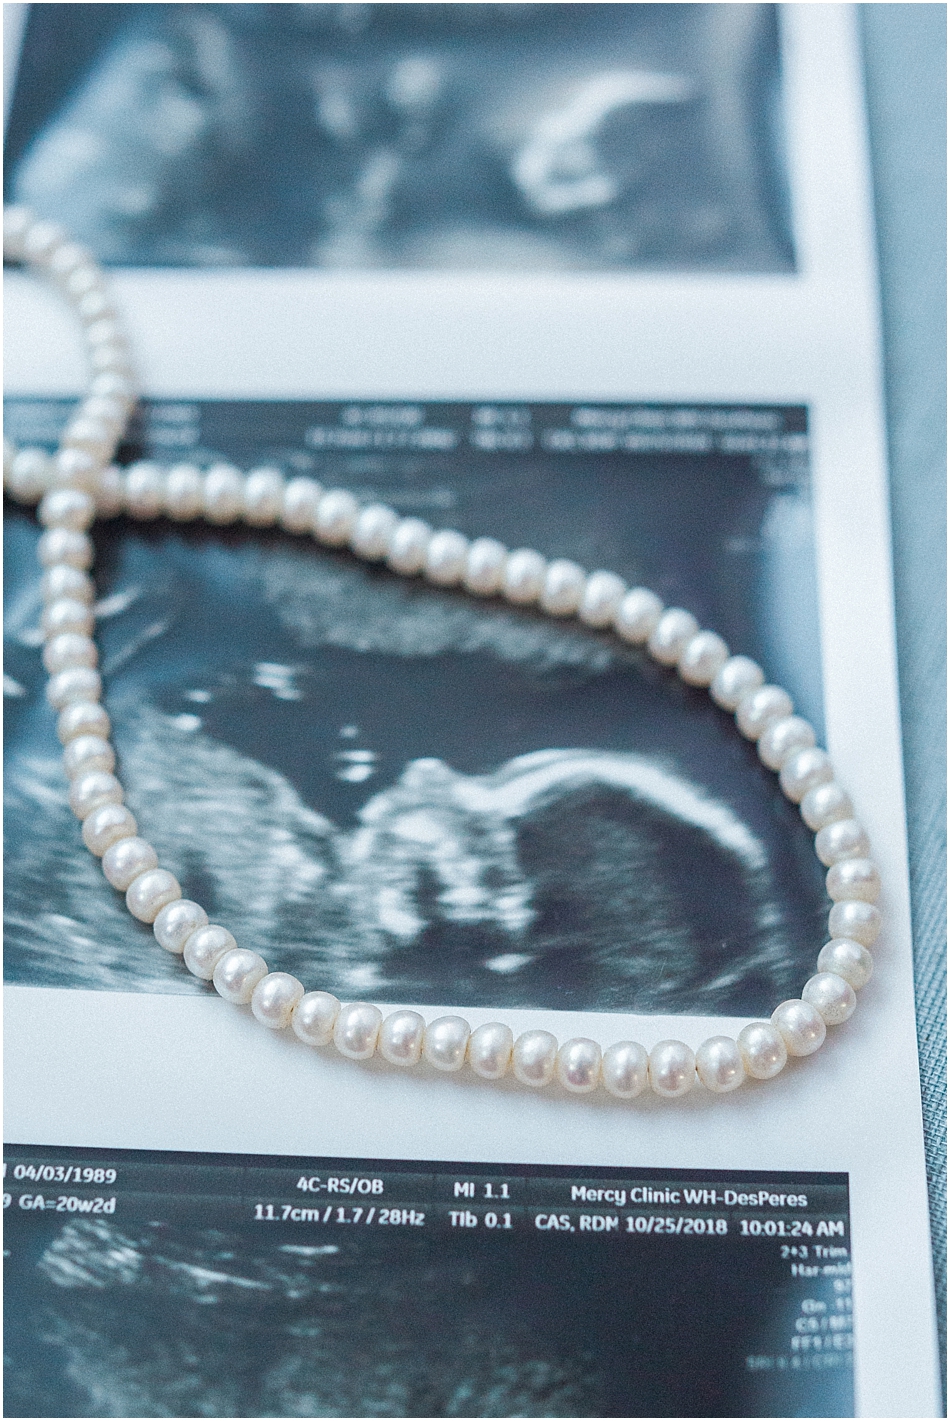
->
[5,1219,602,1418]
[7,3,793,272]
[4,521,826,1015]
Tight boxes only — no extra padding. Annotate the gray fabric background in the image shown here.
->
[861,3,947,1401]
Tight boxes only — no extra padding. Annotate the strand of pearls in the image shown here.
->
[4,205,881,1101]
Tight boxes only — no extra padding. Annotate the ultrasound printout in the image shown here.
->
[4,3,793,274]
[4,399,824,1020]
[2,6,941,1417]
[3,1145,853,1419]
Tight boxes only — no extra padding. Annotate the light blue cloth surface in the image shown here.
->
[860,3,947,1401]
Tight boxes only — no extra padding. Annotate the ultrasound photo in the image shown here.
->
[4,399,826,1016]
[5,3,794,271]
[3,1147,854,1420]
[8,1221,604,1418]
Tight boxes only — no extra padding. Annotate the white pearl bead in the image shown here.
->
[213,949,269,1004]
[89,371,134,403]
[613,587,663,644]
[102,837,158,892]
[817,938,874,989]
[757,715,816,770]
[678,631,729,686]
[695,1035,745,1092]
[38,488,95,531]
[76,291,114,322]
[801,781,854,831]
[57,700,110,745]
[600,1040,649,1098]
[95,465,126,518]
[815,818,870,867]
[251,972,305,1030]
[333,1003,383,1060]
[52,448,103,492]
[153,900,208,955]
[468,1022,513,1079]
[292,991,341,1046]
[42,597,94,638]
[84,344,126,379]
[692,1040,744,1091]
[47,666,102,710]
[73,409,115,444]
[81,803,137,856]
[425,529,470,587]
[735,684,794,740]
[709,655,764,710]
[164,464,204,521]
[385,518,432,575]
[648,1040,696,1097]
[65,268,108,303]
[423,1015,470,1071]
[242,468,285,527]
[463,538,508,596]
[315,488,359,545]
[43,633,97,675]
[737,1022,787,1079]
[83,394,128,425]
[184,924,237,979]
[578,570,627,628]
[826,857,880,903]
[88,344,131,377]
[44,642,97,684]
[351,503,399,561]
[50,242,96,283]
[647,608,699,666]
[512,1030,558,1087]
[84,341,129,375]
[802,972,857,1025]
[8,447,52,502]
[42,567,94,605]
[42,626,98,672]
[22,219,67,261]
[68,770,122,819]
[124,462,165,519]
[42,587,99,637]
[126,869,181,924]
[65,267,104,301]
[378,1010,426,1066]
[203,464,245,524]
[3,205,32,255]
[555,1037,601,1093]
[279,477,323,533]
[62,418,116,464]
[828,900,882,947]
[62,734,115,779]
[501,548,546,604]
[38,528,94,570]
[779,747,834,802]
[771,999,826,1056]
[539,559,586,617]
[47,241,92,280]
[84,317,124,349]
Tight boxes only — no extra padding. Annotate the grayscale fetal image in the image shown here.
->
[2,1149,854,1419]
[9,1222,605,1418]
[4,399,826,1014]
[4,3,794,272]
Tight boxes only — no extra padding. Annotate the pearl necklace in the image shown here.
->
[3,204,882,1101]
